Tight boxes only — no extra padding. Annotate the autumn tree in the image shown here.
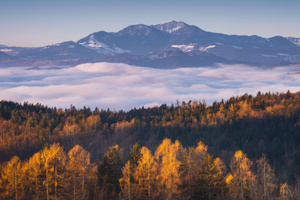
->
[67,144,91,200]
[155,138,186,199]
[279,183,291,200]
[25,151,44,199]
[119,143,141,199]
[41,143,66,200]
[0,156,25,200]
[228,150,255,200]
[134,146,157,200]
[256,154,277,200]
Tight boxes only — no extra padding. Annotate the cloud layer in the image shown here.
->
[1,63,300,110]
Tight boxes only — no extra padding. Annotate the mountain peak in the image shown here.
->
[153,21,188,33]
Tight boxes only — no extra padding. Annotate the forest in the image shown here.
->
[0,91,299,199]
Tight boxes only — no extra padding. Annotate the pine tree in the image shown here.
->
[129,143,141,170]
[194,154,227,200]
[98,145,123,199]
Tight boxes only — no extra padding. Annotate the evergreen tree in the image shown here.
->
[98,145,123,199]
[194,154,227,200]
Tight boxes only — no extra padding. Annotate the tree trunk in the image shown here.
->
[14,167,18,200]
[128,161,131,200]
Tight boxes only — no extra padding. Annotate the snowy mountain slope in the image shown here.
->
[286,37,300,46]
[2,21,300,68]
[16,41,101,60]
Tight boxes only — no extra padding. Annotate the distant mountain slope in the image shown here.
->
[286,37,300,46]
[1,21,300,68]
[0,51,15,62]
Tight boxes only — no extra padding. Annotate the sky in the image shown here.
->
[1,0,300,47]
[1,63,299,110]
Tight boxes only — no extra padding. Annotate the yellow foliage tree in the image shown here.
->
[134,146,157,200]
[229,150,256,200]
[0,156,25,200]
[25,151,44,199]
[41,143,66,200]
[155,138,185,200]
[67,144,91,200]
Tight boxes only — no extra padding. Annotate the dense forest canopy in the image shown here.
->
[0,91,299,199]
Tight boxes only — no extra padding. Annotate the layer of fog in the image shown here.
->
[1,62,299,110]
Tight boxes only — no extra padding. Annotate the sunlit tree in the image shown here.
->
[229,150,255,200]
[67,144,90,200]
[134,146,157,200]
[0,156,25,200]
[155,138,185,199]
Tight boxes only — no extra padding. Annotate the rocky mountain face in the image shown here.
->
[1,21,300,68]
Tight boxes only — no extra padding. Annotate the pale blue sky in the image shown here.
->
[1,0,299,47]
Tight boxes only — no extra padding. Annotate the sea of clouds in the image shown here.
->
[1,62,299,110]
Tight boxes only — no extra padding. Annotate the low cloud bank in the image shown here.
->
[1,63,299,110]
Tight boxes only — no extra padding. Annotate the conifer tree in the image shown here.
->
[194,154,227,200]
[98,145,123,199]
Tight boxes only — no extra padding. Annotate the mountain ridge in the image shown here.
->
[1,21,300,68]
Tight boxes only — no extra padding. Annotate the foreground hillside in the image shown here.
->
[0,91,299,197]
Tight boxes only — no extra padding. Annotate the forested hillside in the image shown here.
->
[0,91,299,199]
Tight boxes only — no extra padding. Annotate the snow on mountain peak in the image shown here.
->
[79,34,129,56]
[154,21,188,33]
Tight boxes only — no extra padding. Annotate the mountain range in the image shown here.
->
[1,21,300,68]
